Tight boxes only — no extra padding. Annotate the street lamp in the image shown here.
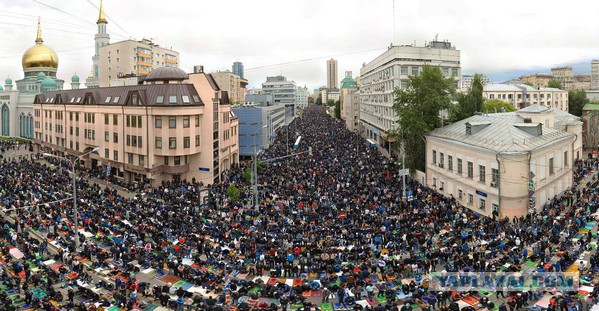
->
[252,125,267,209]
[43,146,100,250]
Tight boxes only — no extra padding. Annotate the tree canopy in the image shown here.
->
[568,89,588,116]
[334,100,341,119]
[449,73,484,122]
[392,65,455,172]
[547,80,562,89]
[482,99,516,113]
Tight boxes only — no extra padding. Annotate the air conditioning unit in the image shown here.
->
[490,181,497,187]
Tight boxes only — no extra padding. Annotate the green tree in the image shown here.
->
[308,96,314,104]
[547,80,562,89]
[449,74,484,122]
[393,65,455,172]
[326,99,335,106]
[482,99,516,113]
[315,94,322,105]
[242,168,251,183]
[227,184,241,204]
[568,89,588,116]
[334,100,341,119]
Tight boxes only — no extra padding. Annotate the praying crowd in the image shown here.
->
[0,105,599,310]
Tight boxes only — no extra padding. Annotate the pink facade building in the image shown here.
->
[33,67,238,186]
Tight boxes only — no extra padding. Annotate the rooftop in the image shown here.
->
[484,83,563,92]
[427,107,578,153]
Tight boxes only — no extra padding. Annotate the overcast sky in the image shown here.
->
[2,0,599,91]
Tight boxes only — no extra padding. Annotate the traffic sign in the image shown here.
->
[199,167,210,172]
[398,169,409,176]
[528,182,536,191]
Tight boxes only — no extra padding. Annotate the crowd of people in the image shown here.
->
[0,105,598,310]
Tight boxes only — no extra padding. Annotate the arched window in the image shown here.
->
[19,113,24,137]
[1,105,9,136]
[27,114,33,138]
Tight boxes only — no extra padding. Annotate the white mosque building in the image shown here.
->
[0,19,79,139]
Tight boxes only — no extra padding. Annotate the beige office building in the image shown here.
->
[426,105,581,219]
[483,84,568,112]
[210,71,246,104]
[520,73,553,88]
[551,66,574,90]
[327,58,338,89]
[98,39,179,87]
[33,67,238,186]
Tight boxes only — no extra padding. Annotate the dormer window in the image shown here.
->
[76,97,81,103]
[169,95,177,104]
[113,96,120,103]
[70,97,75,103]
[105,96,112,103]
[182,95,190,104]
[192,95,200,103]
[156,96,164,104]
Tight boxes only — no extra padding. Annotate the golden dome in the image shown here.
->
[22,18,58,69]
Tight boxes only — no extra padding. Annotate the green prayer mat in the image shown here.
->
[321,303,333,311]
[524,261,537,268]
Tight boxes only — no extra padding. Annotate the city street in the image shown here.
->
[0,106,598,311]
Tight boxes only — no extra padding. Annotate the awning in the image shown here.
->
[371,128,381,136]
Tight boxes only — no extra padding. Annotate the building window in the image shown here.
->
[183,116,190,128]
[457,158,462,175]
[195,135,200,146]
[479,165,486,183]
[139,155,145,167]
[400,66,408,75]
[447,155,453,171]
[169,116,176,128]
[491,168,499,187]
[183,136,190,148]
[105,114,109,125]
[174,156,181,165]
[169,95,177,104]
[113,115,118,125]
[126,135,131,146]
[182,95,190,104]
[439,152,444,168]
[137,116,142,128]
[104,149,109,158]
[113,133,118,143]
[432,150,437,164]
[169,137,176,149]
[467,161,473,179]
[138,136,142,148]
[564,151,568,167]
[105,131,109,142]
[132,135,137,147]
[128,153,134,164]
[113,150,118,161]
[468,193,473,204]
[549,157,554,175]
[155,116,162,128]
[155,137,162,149]
[479,198,486,210]
[195,115,200,127]
[411,67,419,76]
[164,156,169,165]
[458,189,463,200]
[156,96,164,104]
[126,115,130,127]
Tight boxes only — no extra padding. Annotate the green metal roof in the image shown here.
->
[583,103,599,111]
[340,76,357,88]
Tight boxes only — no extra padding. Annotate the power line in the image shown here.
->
[0,11,95,30]
[31,0,95,27]
[245,48,386,72]
[84,0,132,39]
[0,21,95,38]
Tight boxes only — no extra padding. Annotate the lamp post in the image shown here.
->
[252,125,267,210]
[43,147,99,250]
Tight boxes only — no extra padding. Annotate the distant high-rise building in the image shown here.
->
[551,66,574,90]
[327,58,338,89]
[591,60,599,90]
[262,76,297,116]
[232,61,244,79]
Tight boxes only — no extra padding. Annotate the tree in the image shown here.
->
[568,89,588,116]
[326,99,335,106]
[547,80,562,89]
[449,73,484,122]
[482,99,516,113]
[308,96,314,104]
[315,94,322,105]
[227,184,241,204]
[334,100,341,119]
[242,168,251,183]
[392,65,456,172]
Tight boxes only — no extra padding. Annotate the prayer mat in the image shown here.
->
[524,261,538,268]
[236,273,249,280]
[107,306,121,311]
[321,302,333,311]
[154,273,165,279]
[143,304,159,311]
[311,290,322,297]
[293,279,302,287]
[267,278,277,286]
[462,296,479,306]
[66,272,78,280]
[302,290,312,297]
[173,280,186,288]
[366,297,377,305]
[334,302,350,310]
[160,274,181,284]
[290,303,303,310]
[375,295,387,304]
[411,304,420,309]
[180,282,194,291]
[248,286,261,294]
[479,290,493,298]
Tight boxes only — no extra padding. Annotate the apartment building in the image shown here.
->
[551,66,574,90]
[98,39,179,87]
[211,71,246,104]
[33,67,238,186]
[519,73,553,88]
[426,105,581,218]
